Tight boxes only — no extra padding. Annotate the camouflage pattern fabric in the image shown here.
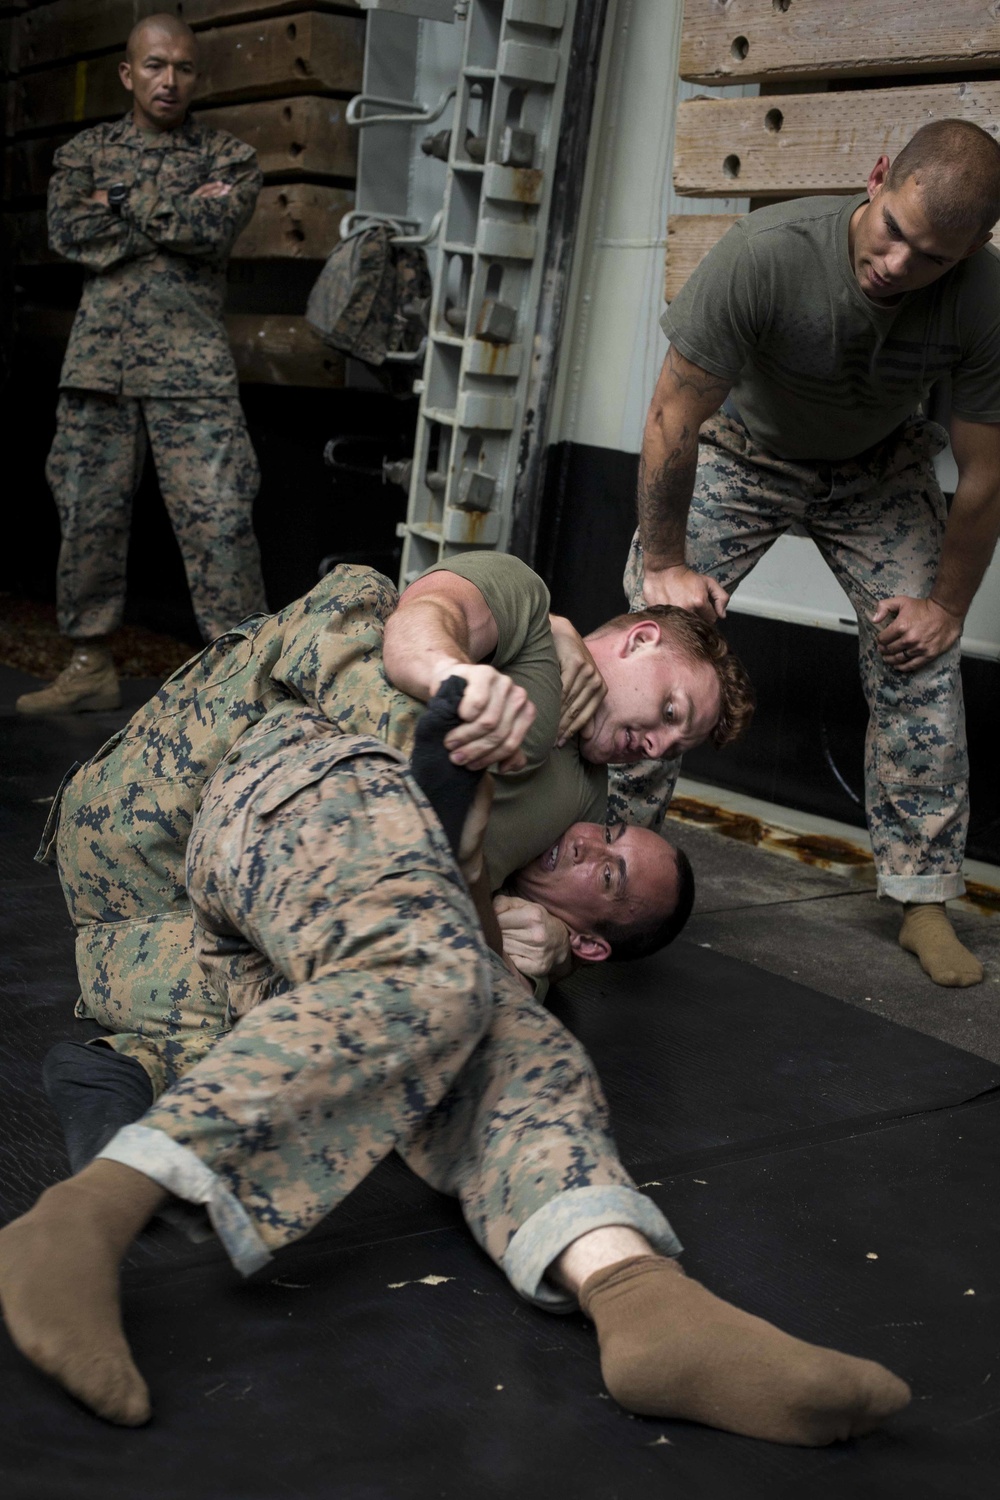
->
[49,113,261,397]
[306,223,431,368]
[621,410,968,903]
[46,564,419,1095]
[99,707,679,1302]
[47,389,265,643]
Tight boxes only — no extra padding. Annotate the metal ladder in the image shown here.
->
[386,0,579,582]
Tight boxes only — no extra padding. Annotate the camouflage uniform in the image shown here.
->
[98,703,678,1305]
[622,410,967,903]
[44,564,415,1096]
[47,113,266,642]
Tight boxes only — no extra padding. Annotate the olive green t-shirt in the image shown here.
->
[422,552,607,887]
[662,193,1000,461]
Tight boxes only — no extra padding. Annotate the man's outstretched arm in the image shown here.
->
[383,570,536,772]
[638,344,731,621]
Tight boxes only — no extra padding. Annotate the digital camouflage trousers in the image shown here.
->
[47,390,266,643]
[100,706,678,1305]
[618,411,968,903]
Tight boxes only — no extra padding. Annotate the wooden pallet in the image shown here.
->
[667,1,1000,300]
[680,0,1000,86]
[674,80,1000,199]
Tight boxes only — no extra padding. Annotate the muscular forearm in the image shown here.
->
[382,597,473,702]
[637,345,729,570]
[636,415,701,569]
[931,480,1000,619]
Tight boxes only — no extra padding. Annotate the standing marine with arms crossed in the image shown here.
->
[18,14,267,716]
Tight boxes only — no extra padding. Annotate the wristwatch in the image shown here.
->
[106,182,129,214]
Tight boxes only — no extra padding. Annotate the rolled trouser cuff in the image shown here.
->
[500,1185,682,1312]
[877,872,965,903]
[98,1123,271,1276]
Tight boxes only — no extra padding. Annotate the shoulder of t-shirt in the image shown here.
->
[736,193,858,248]
[950,241,1000,295]
[419,552,552,663]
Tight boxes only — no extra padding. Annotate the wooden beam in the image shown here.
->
[233,183,355,257]
[17,2,361,71]
[665,214,741,302]
[15,305,347,386]
[5,182,354,264]
[197,95,356,179]
[6,97,357,199]
[226,313,346,385]
[680,0,1000,85]
[14,11,365,133]
[673,80,1000,198]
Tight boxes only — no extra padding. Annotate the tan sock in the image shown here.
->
[898,902,983,987]
[580,1256,911,1446]
[0,1161,166,1425]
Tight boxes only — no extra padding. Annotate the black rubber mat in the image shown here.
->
[2,666,999,1497]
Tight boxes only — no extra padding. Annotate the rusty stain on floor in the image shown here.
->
[665,793,1000,909]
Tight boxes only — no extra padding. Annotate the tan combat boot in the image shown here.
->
[16,644,121,715]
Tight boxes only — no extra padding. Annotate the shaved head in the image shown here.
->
[887,118,1000,242]
[120,14,199,131]
[126,14,198,64]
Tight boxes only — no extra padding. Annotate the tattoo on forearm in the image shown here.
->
[637,431,699,562]
[637,347,728,563]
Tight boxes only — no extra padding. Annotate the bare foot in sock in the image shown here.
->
[580,1256,911,1445]
[0,1163,163,1424]
[899,902,983,987]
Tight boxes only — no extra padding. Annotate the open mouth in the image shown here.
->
[542,838,561,872]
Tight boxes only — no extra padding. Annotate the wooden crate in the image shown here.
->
[680,0,1000,86]
[233,182,354,257]
[226,312,346,384]
[14,11,365,133]
[6,96,356,199]
[198,95,356,179]
[673,80,1000,198]
[17,1,360,70]
[665,214,741,303]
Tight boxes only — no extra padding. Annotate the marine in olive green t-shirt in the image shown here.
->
[422,552,607,888]
[662,193,1000,461]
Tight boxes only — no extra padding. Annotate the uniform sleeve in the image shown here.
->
[949,250,1000,425]
[660,219,762,381]
[47,131,157,271]
[122,134,262,260]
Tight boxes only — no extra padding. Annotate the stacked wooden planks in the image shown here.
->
[667,1,1000,301]
[3,0,367,384]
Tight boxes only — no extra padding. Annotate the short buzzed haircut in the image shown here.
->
[126,13,198,63]
[886,119,1000,241]
[594,604,755,749]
